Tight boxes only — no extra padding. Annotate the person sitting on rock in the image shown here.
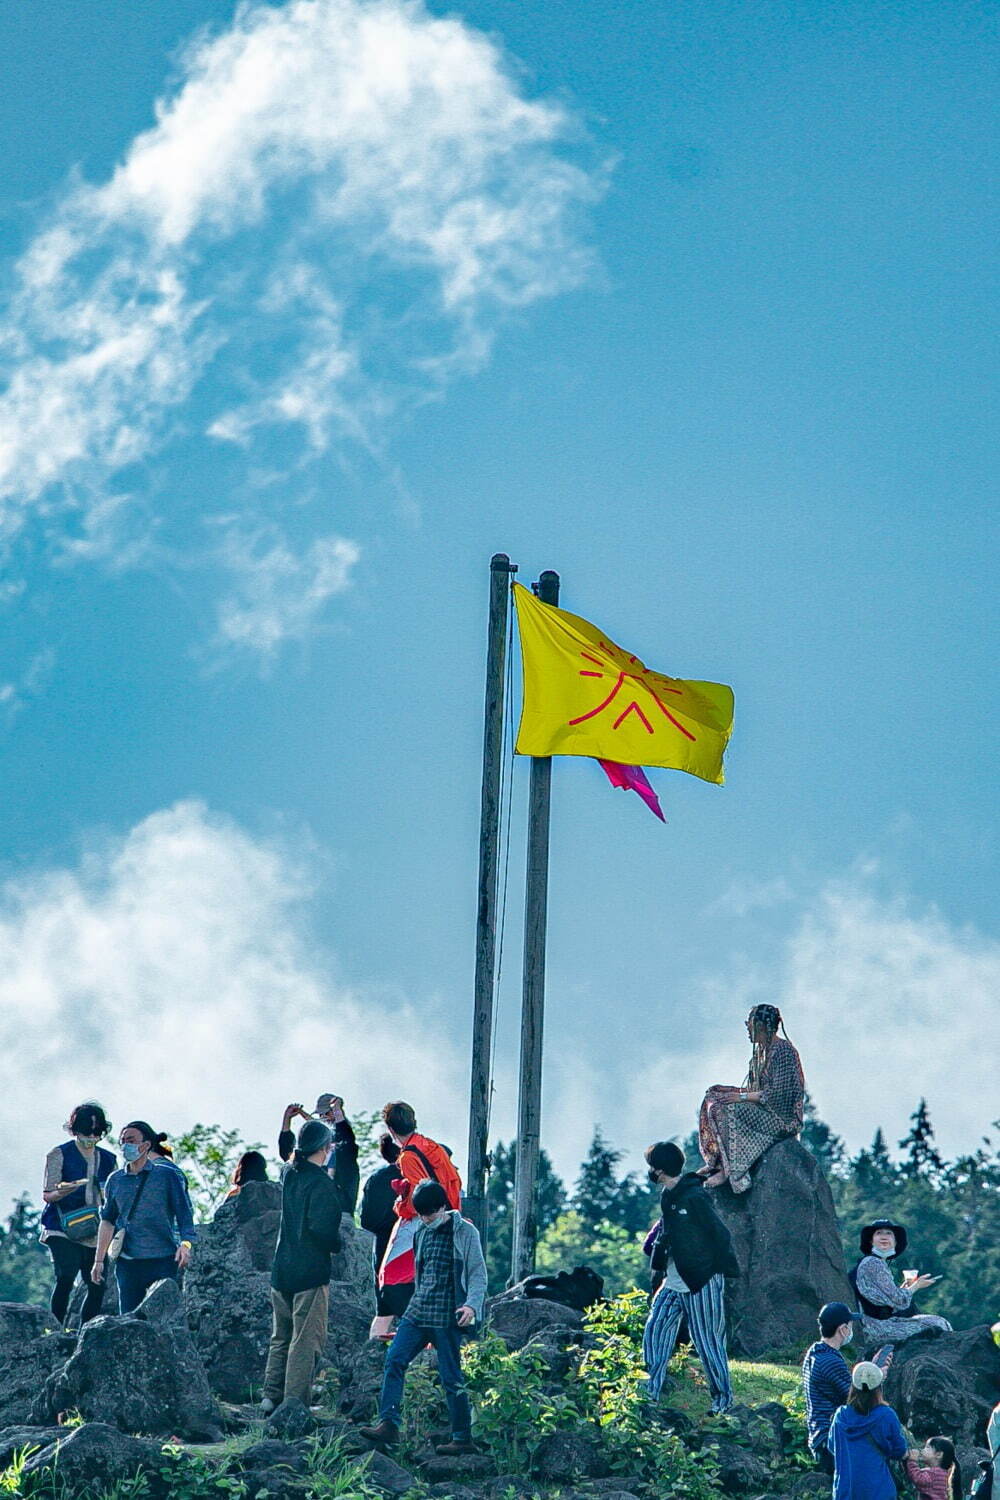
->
[224,1151,270,1201]
[906,1436,963,1500]
[360,1134,404,1339]
[375,1101,463,1339]
[261,1119,344,1416]
[850,1219,951,1344]
[802,1302,861,1473]
[279,1094,359,1215]
[92,1119,197,1315]
[642,1140,740,1415]
[698,1004,805,1193]
[828,1360,908,1500]
[40,1100,117,1329]
[359,1178,486,1456]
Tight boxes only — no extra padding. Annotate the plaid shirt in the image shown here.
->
[404,1214,456,1328]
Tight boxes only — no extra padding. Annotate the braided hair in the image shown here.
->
[746,1005,796,1089]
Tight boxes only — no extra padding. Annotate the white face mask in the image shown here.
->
[871,1245,894,1259]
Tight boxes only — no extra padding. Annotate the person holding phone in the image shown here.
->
[40,1101,117,1328]
[278,1094,359,1214]
[359,1178,486,1458]
[850,1219,951,1344]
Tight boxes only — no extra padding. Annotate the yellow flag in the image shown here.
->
[513,583,734,785]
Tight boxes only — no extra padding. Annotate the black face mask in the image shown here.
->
[647,1170,660,1186]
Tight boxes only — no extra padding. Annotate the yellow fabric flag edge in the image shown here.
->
[512,582,734,786]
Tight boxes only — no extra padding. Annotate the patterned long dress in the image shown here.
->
[854,1255,952,1343]
[699,1036,805,1193]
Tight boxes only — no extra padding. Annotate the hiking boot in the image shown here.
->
[358,1420,400,1448]
[434,1439,478,1456]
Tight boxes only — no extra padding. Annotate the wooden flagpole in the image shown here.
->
[511,568,559,1282]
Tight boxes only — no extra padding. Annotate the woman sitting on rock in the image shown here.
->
[850,1219,951,1344]
[698,1004,805,1193]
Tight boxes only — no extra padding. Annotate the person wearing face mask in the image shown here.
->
[40,1102,117,1328]
[359,1178,487,1456]
[92,1120,197,1315]
[641,1141,740,1414]
[802,1303,864,1472]
[850,1220,951,1345]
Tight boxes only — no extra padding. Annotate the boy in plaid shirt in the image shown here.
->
[360,1179,487,1455]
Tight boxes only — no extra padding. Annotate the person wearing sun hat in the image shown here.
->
[850,1218,951,1344]
[828,1359,908,1500]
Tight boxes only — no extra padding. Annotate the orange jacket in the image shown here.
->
[394,1132,462,1220]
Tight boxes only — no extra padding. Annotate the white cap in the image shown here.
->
[852,1361,885,1391]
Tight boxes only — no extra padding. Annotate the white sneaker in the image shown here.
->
[260,1397,277,1416]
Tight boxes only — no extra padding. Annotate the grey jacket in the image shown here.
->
[413,1210,488,1322]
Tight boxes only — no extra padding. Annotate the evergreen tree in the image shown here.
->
[573,1127,657,1234]
[485,1140,566,1287]
[801,1092,846,1177]
[899,1098,945,1180]
[0,1194,50,1305]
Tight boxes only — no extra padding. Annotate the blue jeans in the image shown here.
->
[116,1255,179,1315]
[379,1318,471,1440]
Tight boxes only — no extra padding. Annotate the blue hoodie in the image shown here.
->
[828,1401,908,1500]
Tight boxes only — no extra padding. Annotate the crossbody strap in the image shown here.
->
[402,1143,440,1184]
[118,1166,151,1231]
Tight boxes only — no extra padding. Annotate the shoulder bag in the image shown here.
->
[107,1169,151,1262]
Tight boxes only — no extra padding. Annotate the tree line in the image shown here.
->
[2,1099,997,1328]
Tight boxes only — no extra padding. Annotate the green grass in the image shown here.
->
[665,1351,800,1420]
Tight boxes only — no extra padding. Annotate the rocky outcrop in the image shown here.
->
[0,1425,65,1469]
[32,1281,222,1440]
[487,1293,583,1351]
[20,1423,167,1496]
[710,1138,855,1357]
[0,1305,75,1426]
[884,1323,1000,1448]
[183,1181,375,1401]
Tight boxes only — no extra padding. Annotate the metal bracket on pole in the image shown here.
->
[466,553,516,1242]
[511,568,559,1284]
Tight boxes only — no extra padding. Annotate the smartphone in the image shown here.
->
[873,1345,893,1370]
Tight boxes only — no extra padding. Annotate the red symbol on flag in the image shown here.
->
[570,644,696,740]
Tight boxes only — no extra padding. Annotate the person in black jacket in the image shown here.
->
[278,1094,360,1215]
[360,1134,404,1329]
[261,1119,343,1413]
[641,1140,739,1414]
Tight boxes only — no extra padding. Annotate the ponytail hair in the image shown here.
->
[152,1132,174,1158]
[927,1437,961,1500]
[122,1119,158,1148]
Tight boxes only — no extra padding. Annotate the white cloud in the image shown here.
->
[213,527,361,659]
[0,647,56,724]
[0,801,470,1209]
[618,874,1000,1170]
[0,0,599,601]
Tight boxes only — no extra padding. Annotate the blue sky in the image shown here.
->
[0,0,997,1208]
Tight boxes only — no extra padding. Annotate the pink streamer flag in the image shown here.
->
[598,760,666,822]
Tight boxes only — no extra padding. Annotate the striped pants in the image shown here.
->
[642,1273,733,1413]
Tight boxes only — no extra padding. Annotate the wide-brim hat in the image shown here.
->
[859,1219,908,1258]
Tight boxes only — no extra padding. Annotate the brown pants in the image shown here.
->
[263,1283,329,1405]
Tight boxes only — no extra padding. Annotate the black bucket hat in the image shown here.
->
[859,1219,908,1258]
